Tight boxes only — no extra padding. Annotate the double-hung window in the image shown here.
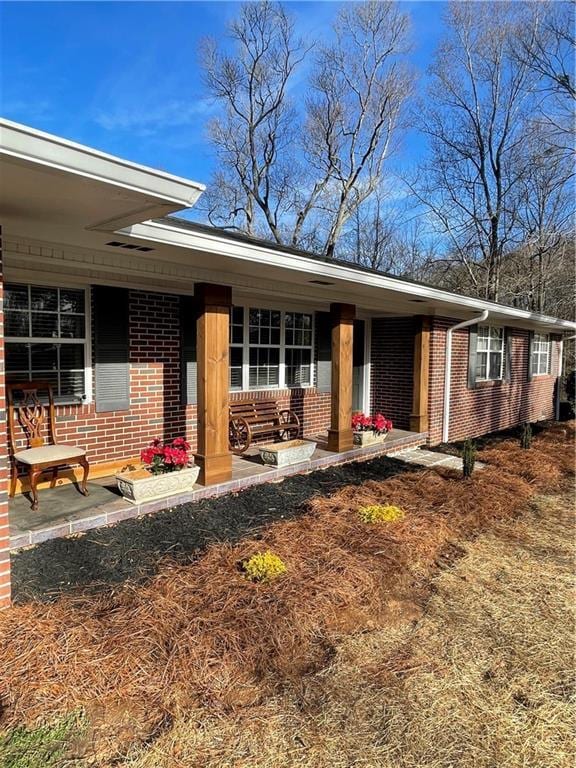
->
[248,308,281,388]
[229,306,244,391]
[531,333,550,376]
[228,305,314,391]
[5,283,88,403]
[284,312,313,387]
[476,326,504,381]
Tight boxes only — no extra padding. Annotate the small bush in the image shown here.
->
[520,422,533,449]
[358,504,405,524]
[242,551,287,582]
[462,439,476,479]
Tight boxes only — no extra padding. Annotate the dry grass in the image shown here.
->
[123,492,575,768]
[0,422,574,765]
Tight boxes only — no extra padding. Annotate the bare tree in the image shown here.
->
[201,2,307,239]
[296,1,412,255]
[512,1,575,154]
[201,1,412,256]
[410,2,542,301]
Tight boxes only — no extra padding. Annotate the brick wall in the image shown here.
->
[370,317,416,430]
[428,317,560,444]
[10,289,332,473]
[0,228,10,608]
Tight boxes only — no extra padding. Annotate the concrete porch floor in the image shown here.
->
[9,428,426,550]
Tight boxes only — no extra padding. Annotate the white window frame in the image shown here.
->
[476,325,505,382]
[229,302,315,393]
[532,333,551,376]
[4,282,92,404]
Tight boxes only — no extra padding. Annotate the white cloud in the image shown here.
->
[95,97,214,135]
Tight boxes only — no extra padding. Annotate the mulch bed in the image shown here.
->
[1,422,572,767]
[11,454,414,604]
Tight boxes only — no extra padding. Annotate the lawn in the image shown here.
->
[0,422,574,767]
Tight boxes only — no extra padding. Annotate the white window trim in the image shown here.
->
[532,333,551,377]
[5,283,92,405]
[476,325,505,382]
[229,302,316,393]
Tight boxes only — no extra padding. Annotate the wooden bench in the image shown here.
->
[229,399,300,454]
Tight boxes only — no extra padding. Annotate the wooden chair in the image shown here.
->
[7,381,90,511]
[229,398,300,454]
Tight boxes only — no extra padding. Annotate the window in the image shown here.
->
[5,284,88,402]
[229,306,244,390]
[476,326,504,381]
[284,312,313,387]
[248,308,281,388]
[532,333,550,376]
[228,305,314,391]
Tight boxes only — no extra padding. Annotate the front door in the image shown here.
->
[352,319,365,412]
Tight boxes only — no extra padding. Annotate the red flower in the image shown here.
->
[140,436,191,474]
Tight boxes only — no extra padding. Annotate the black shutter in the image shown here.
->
[181,296,198,405]
[316,311,332,393]
[504,328,512,383]
[467,325,478,389]
[527,331,535,381]
[94,286,130,412]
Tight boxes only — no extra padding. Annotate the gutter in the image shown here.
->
[442,311,489,444]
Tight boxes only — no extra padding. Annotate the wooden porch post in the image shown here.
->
[327,302,355,452]
[194,283,233,486]
[409,315,431,433]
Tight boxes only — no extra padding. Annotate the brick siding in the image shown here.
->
[428,317,560,444]
[370,317,416,430]
[9,289,332,472]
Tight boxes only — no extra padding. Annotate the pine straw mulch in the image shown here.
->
[122,491,575,768]
[0,421,574,764]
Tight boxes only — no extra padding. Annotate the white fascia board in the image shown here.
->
[123,219,576,333]
[0,118,205,208]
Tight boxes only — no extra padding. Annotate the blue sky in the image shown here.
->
[1,1,446,193]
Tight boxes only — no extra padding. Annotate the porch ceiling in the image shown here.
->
[0,119,204,242]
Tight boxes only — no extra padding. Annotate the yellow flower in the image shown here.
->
[358,504,405,524]
[242,551,287,582]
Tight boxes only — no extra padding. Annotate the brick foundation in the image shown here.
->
[428,318,560,444]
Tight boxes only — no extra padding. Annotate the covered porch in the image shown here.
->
[9,427,426,550]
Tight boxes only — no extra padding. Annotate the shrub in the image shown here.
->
[358,504,405,524]
[520,422,533,449]
[462,439,476,479]
[242,551,287,582]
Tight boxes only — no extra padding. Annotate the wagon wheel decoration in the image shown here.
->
[277,410,300,442]
[229,416,251,454]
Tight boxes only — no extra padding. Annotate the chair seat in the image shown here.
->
[14,444,86,465]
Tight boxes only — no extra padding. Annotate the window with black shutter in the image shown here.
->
[93,286,130,412]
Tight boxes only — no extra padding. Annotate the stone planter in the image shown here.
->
[259,439,317,468]
[115,465,200,505]
[353,430,390,447]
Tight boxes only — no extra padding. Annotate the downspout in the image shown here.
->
[442,310,489,444]
[556,334,576,420]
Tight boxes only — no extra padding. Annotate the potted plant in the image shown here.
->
[352,412,393,447]
[115,437,200,504]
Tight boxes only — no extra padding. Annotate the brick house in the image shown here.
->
[0,119,573,607]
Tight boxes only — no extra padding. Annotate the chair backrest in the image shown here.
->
[6,381,57,455]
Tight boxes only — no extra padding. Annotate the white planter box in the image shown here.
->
[353,430,390,447]
[259,439,317,468]
[115,465,200,505]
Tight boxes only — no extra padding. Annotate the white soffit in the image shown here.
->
[122,219,576,333]
[0,119,205,233]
